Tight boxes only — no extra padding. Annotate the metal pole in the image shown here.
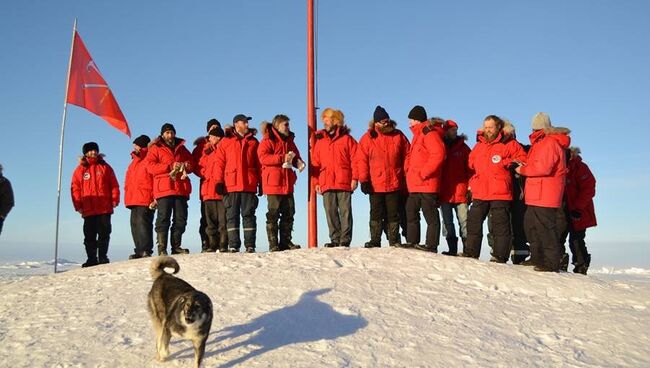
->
[307,0,318,248]
[54,18,77,273]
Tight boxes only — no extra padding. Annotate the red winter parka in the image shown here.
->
[440,136,472,204]
[145,137,194,199]
[124,148,153,208]
[71,155,120,218]
[311,125,359,193]
[405,123,446,193]
[518,127,571,208]
[258,123,303,195]
[198,142,224,201]
[565,155,597,231]
[468,126,527,201]
[357,121,410,193]
[192,137,209,200]
[215,127,260,193]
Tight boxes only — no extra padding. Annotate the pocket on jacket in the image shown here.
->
[525,180,542,201]
[225,170,237,186]
[266,170,282,186]
[336,168,351,185]
[157,177,173,192]
[491,176,511,196]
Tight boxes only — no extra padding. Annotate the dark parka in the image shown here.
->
[71,155,120,217]
[357,120,410,193]
[0,174,14,218]
[145,137,195,199]
[124,148,153,208]
[258,123,303,195]
[405,123,446,193]
[214,127,260,193]
[311,125,359,193]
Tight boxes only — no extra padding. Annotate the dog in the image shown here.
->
[148,256,213,368]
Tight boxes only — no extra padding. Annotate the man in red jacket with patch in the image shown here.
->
[258,114,306,251]
[71,142,120,267]
[124,135,154,259]
[404,106,446,252]
[516,112,571,272]
[198,125,228,253]
[461,115,527,262]
[146,123,195,255]
[357,106,410,248]
[214,114,261,253]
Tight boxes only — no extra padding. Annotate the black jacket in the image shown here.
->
[0,175,14,218]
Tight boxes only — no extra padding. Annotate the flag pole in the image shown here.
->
[54,18,77,273]
[307,0,318,248]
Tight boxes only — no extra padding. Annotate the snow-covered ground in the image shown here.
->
[1,248,649,367]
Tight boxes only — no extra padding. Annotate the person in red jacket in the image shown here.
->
[124,135,154,259]
[357,106,410,247]
[461,115,527,262]
[198,125,228,253]
[311,108,358,248]
[71,142,120,267]
[146,123,195,255]
[439,119,471,256]
[516,112,571,272]
[193,118,222,252]
[214,114,261,253]
[258,115,306,251]
[563,147,596,274]
[404,107,446,252]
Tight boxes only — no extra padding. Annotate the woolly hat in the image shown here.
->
[160,123,176,135]
[444,119,458,130]
[373,105,389,122]
[531,112,552,130]
[206,118,221,132]
[133,135,151,149]
[82,141,99,155]
[408,105,427,122]
[208,126,225,138]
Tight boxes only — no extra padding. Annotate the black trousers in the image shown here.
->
[130,206,154,256]
[155,196,189,247]
[0,217,4,236]
[465,199,511,260]
[225,192,258,250]
[524,205,564,271]
[199,200,208,244]
[370,191,401,223]
[83,213,112,261]
[266,194,296,247]
[204,199,227,250]
[405,193,440,247]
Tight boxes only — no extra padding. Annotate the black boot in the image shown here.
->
[387,222,401,247]
[364,221,382,248]
[97,242,110,264]
[82,242,98,268]
[156,232,169,256]
[574,253,591,275]
[279,220,300,250]
[200,239,211,253]
[442,237,458,256]
[560,253,570,272]
[170,230,189,254]
[267,223,280,252]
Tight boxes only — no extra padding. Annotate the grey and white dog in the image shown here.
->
[148,256,213,368]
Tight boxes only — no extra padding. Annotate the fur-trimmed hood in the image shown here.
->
[366,119,400,137]
[78,153,107,167]
[476,120,518,144]
[260,121,295,141]
[193,136,208,146]
[224,124,258,139]
[314,124,351,140]
[151,136,187,148]
[529,126,571,148]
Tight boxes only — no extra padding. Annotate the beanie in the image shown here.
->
[208,126,225,138]
[373,105,390,122]
[82,142,99,155]
[531,112,552,130]
[444,119,458,131]
[160,123,176,135]
[133,135,151,149]
[206,118,221,132]
[408,105,427,122]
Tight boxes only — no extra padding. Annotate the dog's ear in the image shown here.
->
[177,296,186,305]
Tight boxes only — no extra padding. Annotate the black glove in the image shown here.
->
[508,161,521,171]
[570,210,581,219]
[360,182,373,195]
[466,190,472,204]
[257,184,263,197]
[216,183,225,195]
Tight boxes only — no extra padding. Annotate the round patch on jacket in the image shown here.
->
[491,155,502,163]
[83,173,91,180]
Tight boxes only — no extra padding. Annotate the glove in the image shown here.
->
[465,190,472,204]
[216,183,225,195]
[257,184,263,197]
[508,161,521,171]
[360,182,373,195]
[570,210,581,219]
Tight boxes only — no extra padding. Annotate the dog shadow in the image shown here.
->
[185,287,367,367]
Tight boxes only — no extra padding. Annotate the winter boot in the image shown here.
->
[170,230,189,254]
[574,253,591,275]
[267,223,281,252]
[560,253,570,272]
[97,243,110,264]
[387,222,401,247]
[82,242,98,268]
[200,239,211,253]
[442,237,458,256]
[279,220,300,250]
[364,221,382,248]
[156,232,169,256]
[324,242,339,248]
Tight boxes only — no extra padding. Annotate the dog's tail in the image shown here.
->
[149,256,180,279]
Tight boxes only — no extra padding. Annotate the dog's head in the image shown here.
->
[179,294,210,325]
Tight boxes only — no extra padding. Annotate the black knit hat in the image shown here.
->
[160,123,176,135]
[373,105,390,122]
[408,105,427,122]
[206,118,221,132]
[82,142,99,155]
[133,135,151,149]
[208,126,225,138]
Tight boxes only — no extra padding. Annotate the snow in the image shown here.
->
[1,248,649,367]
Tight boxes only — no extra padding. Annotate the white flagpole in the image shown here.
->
[54,18,77,273]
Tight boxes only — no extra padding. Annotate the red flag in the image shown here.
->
[66,31,131,137]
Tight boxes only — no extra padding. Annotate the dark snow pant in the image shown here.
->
[465,199,510,260]
[204,199,227,251]
[0,217,4,236]
[510,199,529,264]
[524,206,563,271]
[155,196,189,248]
[266,194,296,250]
[566,228,591,271]
[199,200,208,250]
[369,191,402,246]
[322,191,353,246]
[441,202,468,254]
[130,206,154,256]
[225,192,258,251]
[83,214,112,262]
[405,193,440,249]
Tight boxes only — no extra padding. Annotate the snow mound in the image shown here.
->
[0,248,648,367]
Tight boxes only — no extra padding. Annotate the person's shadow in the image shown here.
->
[203,287,368,367]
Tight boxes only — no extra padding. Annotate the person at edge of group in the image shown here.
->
[403,106,446,252]
[197,125,229,253]
[311,108,359,248]
[0,164,14,236]
[438,119,471,256]
[71,142,120,267]
[357,105,410,248]
[146,123,195,256]
[460,115,527,262]
[562,146,596,274]
[124,135,155,259]
[258,114,306,252]
[515,112,571,272]
[215,114,261,253]
[193,118,223,252]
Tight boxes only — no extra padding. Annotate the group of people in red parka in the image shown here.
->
[71,107,596,274]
